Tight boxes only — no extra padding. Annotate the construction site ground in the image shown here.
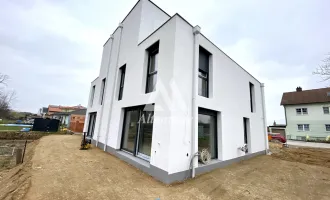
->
[1,134,330,200]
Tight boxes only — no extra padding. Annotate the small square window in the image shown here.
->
[326,124,330,131]
[297,124,303,131]
[323,107,329,114]
[304,124,310,131]
[296,108,302,115]
[302,108,308,114]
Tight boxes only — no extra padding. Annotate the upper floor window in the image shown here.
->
[146,41,159,93]
[323,107,329,114]
[198,46,211,98]
[296,108,308,115]
[249,82,255,113]
[326,124,330,131]
[118,65,126,100]
[100,78,106,105]
[90,85,95,106]
[297,124,309,131]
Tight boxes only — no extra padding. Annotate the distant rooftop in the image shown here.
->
[281,87,330,105]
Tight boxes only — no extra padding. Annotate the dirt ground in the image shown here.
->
[1,135,330,200]
[0,140,38,200]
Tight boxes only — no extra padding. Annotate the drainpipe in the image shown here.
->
[260,83,269,153]
[96,34,115,147]
[191,25,201,178]
[104,23,124,151]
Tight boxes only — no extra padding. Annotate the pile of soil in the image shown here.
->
[272,145,330,168]
[0,140,38,200]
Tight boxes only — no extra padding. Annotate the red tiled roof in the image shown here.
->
[47,105,86,113]
[281,87,330,105]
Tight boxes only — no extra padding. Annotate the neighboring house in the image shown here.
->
[281,87,330,141]
[38,107,48,118]
[47,104,85,116]
[53,112,71,127]
[69,109,86,133]
[268,121,286,138]
[83,0,268,184]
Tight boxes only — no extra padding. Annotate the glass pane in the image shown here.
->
[198,113,217,159]
[304,124,309,131]
[138,111,154,156]
[121,110,139,153]
[198,77,208,97]
[149,53,158,73]
[147,74,157,93]
[302,108,308,114]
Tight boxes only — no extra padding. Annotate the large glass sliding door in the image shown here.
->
[121,105,154,161]
[121,110,139,153]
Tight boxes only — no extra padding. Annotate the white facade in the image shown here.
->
[285,103,330,140]
[84,0,268,182]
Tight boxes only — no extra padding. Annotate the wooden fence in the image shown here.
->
[69,121,84,133]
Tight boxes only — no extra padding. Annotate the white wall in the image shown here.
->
[285,103,330,138]
[138,0,170,43]
[84,0,267,175]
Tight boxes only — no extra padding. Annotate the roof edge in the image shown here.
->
[103,0,171,47]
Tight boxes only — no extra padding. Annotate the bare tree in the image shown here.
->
[313,54,330,82]
[0,73,15,118]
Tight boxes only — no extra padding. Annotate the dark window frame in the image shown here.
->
[87,112,97,137]
[145,41,159,93]
[323,107,329,114]
[326,124,330,131]
[90,85,96,106]
[118,65,126,100]
[120,104,155,160]
[100,78,106,105]
[249,82,255,112]
[198,46,211,98]
[198,107,218,159]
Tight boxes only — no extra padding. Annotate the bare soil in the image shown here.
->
[271,143,330,168]
[1,136,330,200]
[0,140,38,200]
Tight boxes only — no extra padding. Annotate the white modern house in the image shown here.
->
[83,0,268,184]
[281,87,330,141]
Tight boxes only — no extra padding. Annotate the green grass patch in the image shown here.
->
[0,126,24,131]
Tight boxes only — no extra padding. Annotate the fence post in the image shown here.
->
[16,149,23,165]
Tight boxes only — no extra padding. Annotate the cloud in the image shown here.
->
[0,0,329,125]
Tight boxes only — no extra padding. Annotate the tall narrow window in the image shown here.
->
[146,41,159,93]
[198,47,210,97]
[90,85,95,106]
[198,108,217,159]
[249,82,255,112]
[100,78,106,105]
[243,117,250,153]
[87,112,97,137]
[118,65,126,100]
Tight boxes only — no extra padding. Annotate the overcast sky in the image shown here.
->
[1,0,329,125]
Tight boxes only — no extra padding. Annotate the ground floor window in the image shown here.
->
[198,108,217,159]
[297,124,309,131]
[325,124,330,131]
[87,112,97,137]
[121,105,154,161]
